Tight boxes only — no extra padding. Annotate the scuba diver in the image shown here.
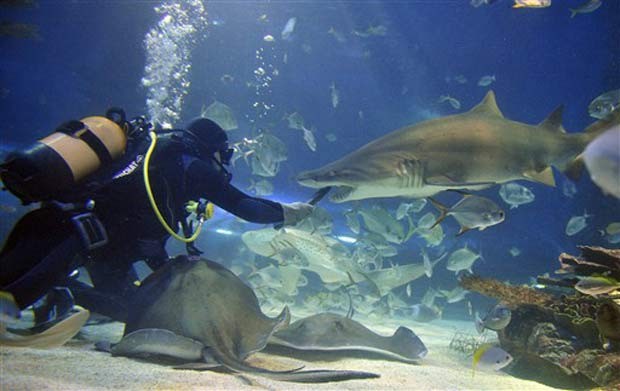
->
[0,108,314,325]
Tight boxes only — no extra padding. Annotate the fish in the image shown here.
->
[352,24,387,38]
[421,287,441,307]
[357,204,413,244]
[439,286,469,304]
[241,227,359,285]
[475,304,511,333]
[363,258,444,297]
[428,194,505,236]
[296,91,616,203]
[410,304,441,323]
[472,344,513,374]
[584,126,620,198]
[446,245,482,274]
[600,222,620,244]
[512,0,551,8]
[303,127,317,152]
[439,95,461,110]
[477,75,496,87]
[565,211,592,236]
[330,82,339,109]
[498,183,535,209]
[588,90,620,119]
[281,17,297,41]
[294,205,333,235]
[562,178,578,198]
[200,100,238,131]
[269,313,427,363]
[248,178,274,196]
[509,247,521,257]
[569,0,602,18]
[247,133,288,177]
[327,27,347,43]
[286,111,306,130]
[470,0,499,7]
[325,133,338,142]
[574,276,620,296]
[104,256,377,382]
[396,199,427,220]
[416,212,445,247]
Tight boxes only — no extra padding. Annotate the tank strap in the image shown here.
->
[56,120,113,165]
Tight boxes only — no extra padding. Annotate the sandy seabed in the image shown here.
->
[1,317,557,391]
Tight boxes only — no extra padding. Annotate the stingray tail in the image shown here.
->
[213,348,379,383]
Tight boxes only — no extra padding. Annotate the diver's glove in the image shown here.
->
[281,202,314,227]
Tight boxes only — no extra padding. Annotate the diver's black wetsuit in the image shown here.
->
[0,130,284,321]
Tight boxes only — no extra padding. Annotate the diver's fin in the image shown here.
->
[0,307,89,348]
[523,167,556,187]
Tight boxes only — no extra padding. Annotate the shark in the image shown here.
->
[296,91,618,202]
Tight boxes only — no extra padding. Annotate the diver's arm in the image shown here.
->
[185,159,285,224]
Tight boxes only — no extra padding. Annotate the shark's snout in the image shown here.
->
[296,170,324,188]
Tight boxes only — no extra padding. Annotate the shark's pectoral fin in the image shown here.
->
[329,186,355,203]
[110,328,204,362]
[523,166,556,187]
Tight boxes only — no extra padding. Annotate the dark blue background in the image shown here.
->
[1,1,619,298]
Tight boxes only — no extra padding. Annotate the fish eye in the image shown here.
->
[496,360,501,364]
[499,211,505,218]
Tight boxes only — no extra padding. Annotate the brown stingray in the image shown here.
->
[269,313,427,363]
[111,255,379,383]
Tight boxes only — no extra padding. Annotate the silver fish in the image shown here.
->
[569,0,602,18]
[446,245,482,274]
[429,194,505,235]
[565,211,593,236]
[499,183,535,209]
[588,89,620,119]
[281,17,297,41]
[477,75,496,87]
[475,304,511,333]
[439,95,461,110]
[330,82,339,109]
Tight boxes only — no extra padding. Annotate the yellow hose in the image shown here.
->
[143,131,203,242]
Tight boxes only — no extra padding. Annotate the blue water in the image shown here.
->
[1,1,619,312]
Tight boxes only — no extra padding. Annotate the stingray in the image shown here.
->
[268,313,427,363]
[100,255,378,383]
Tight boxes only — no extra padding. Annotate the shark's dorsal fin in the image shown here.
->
[538,105,566,133]
[468,91,503,118]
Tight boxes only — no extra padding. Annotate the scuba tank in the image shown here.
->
[0,108,131,204]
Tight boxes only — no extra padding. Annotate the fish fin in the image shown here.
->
[569,9,577,18]
[538,105,565,133]
[512,4,524,8]
[456,226,472,236]
[428,197,449,229]
[523,166,556,187]
[563,154,585,182]
[468,91,504,118]
[475,312,485,334]
[404,213,417,242]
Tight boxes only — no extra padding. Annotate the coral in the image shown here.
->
[459,274,554,307]
[567,350,620,387]
[557,246,620,279]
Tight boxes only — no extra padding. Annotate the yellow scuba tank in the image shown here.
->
[0,109,128,204]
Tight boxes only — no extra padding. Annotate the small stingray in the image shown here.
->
[269,313,427,363]
[103,256,378,383]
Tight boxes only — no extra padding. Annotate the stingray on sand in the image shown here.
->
[269,312,428,363]
[99,255,379,383]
